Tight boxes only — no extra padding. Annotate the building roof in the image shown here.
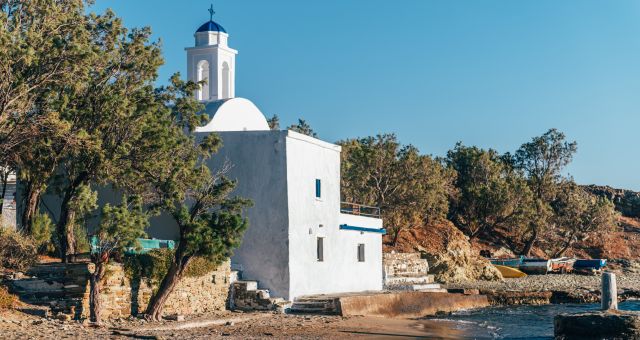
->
[195,98,270,132]
[196,20,227,33]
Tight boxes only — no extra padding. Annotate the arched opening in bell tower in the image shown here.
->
[222,61,230,99]
[197,60,210,101]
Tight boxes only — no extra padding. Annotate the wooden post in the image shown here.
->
[601,272,618,310]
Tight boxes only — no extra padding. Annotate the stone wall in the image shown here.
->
[383,252,429,278]
[12,260,231,320]
[96,260,231,319]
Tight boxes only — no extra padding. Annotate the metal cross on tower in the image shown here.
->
[208,4,215,21]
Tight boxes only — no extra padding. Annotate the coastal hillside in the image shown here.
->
[341,130,625,263]
[583,185,640,218]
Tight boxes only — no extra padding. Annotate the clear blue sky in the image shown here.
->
[90,0,640,190]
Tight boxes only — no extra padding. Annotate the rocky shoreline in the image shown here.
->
[446,272,640,305]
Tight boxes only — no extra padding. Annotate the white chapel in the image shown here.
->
[185,13,385,301]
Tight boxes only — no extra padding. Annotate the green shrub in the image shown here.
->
[184,256,220,277]
[0,228,37,271]
[123,249,173,287]
[73,224,91,254]
[123,249,219,287]
[31,213,55,254]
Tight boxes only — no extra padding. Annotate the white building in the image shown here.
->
[186,16,385,300]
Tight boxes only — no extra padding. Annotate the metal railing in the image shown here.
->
[340,202,381,218]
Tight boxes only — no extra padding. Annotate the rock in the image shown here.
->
[164,314,184,322]
[55,314,72,322]
[555,310,640,339]
[421,223,502,283]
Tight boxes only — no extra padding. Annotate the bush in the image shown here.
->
[73,224,91,254]
[31,213,55,254]
[123,249,173,287]
[123,249,220,286]
[0,228,37,271]
[184,256,220,277]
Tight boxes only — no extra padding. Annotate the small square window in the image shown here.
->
[358,244,365,262]
[315,179,321,198]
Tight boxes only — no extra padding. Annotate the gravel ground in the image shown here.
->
[446,272,640,294]
[0,310,433,340]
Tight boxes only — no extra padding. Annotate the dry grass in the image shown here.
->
[0,286,16,310]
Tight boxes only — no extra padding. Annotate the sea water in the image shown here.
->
[420,300,640,339]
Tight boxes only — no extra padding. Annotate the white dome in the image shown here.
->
[195,98,270,132]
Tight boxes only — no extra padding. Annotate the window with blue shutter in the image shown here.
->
[315,179,321,198]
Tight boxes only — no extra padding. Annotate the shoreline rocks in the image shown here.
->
[555,310,640,339]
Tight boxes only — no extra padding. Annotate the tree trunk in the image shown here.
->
[553,231,577,258]
[89,260,107,324]
[56,192,76,262]
[0,170,8,218]
[22,184,42,234]
[145,253,192,321]
[521,227,537,256]
[391,227,403,247]
[55,173,90,262]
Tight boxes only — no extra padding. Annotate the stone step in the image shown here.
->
[413,283,444,291]
[390,271,431,277]
[289,302,340,315]
[385,275,434,285]
[229,270,240,283]
[233,280,258,292]
[386,283,443,292]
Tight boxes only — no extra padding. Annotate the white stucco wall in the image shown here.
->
[202,131,291,299]
[285,131,383,300]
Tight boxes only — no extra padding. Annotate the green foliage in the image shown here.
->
[548,181,619,257]
[31,212,55,254]
[124,249,173,287]
[94,196,149,256]
[0,0,90,163]
[63,184,98,254]
[511,128,579,255]
[267,114,280,130]
[287,118,317,137]
[339,134,455,245]
[141,75,251,320]
[0,228,37,271]
[446,143,535,238]
[184,256,221,277]
[124,250,219,288]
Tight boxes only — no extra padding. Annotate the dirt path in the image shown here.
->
[1,309,460,339]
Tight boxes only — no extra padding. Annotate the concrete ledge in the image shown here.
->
[337,291,489,318]
[554,310,640,339]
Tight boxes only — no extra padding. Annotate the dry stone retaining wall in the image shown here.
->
[12,261,231,320]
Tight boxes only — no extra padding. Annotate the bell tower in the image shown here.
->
[186,5,237,102]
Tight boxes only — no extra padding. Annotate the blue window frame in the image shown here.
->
[315,179,321,198]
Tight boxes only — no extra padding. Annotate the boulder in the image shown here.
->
[555,310,640,339]
[422,225,502,283]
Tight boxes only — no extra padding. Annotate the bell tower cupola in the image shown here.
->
[186,5,237,102]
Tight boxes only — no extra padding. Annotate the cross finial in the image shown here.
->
[208,4,215,21]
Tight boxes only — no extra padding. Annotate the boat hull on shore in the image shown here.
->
[494,265,528,278]
[519,259,552,275]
